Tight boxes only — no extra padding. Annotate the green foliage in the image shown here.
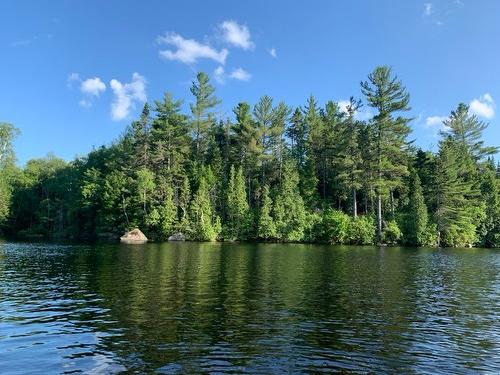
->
[273,162,307,242]
[0,123,20,228]
[382,220,402,245]
[433,139,485,247]
[257,185,276,240]
[348,216,376,245]
[146,182,177,240]
[3,69,498,248]
[189,170,221,241]
[190,72,219,165]
[224,165,251,240]
[321,209,350,244]
[361,66,412,240]
[405,171,430,246]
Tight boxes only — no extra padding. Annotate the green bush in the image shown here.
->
[302,211,322,243]
[420,223,438,247]
[321,209,350,244]
[348,216,376,245]
[441,223,477,247]
[382,220,402,245]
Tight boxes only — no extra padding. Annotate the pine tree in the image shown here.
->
[147,178,177,239]
[189,171,221,241]
[479,159,500,247]
[442,103,498,160]
[136,168,155,219]
[287,108,307,167]
[151,93,190,180]
[287,106,318,209]
[335,97,363,216]
[231,102,261,206]
[177,175,191,233]
[224,165,251,240]
[131,103,151,169]
[190,72,219,166]
[406,171,430,246]
[257,184,276,240]
[433,140,483,247]
[361,66,412,241]
[273,161,307,241]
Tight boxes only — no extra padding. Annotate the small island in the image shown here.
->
[0,68,499,248]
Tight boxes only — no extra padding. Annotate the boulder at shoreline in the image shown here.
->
[120,228,148,244]
[168,232,185,241]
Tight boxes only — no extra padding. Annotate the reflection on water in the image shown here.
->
[1,241,500,373]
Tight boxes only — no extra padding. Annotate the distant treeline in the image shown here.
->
[0,66,499,247]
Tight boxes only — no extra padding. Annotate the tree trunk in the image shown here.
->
[377,193,382,242]
[122,195,129,226]
[353,188,357,218]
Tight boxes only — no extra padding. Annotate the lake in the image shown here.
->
[1,241,499,374]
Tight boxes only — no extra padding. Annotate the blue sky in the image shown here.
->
[1,0,499,165]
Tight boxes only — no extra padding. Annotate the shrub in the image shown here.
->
[303,211,322,243]
[382,220,402,245]
[348,216,376,245]
[322,209,350,244]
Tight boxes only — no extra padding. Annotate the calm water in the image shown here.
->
[1,242,500,374]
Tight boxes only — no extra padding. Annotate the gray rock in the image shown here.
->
[168,232,185,241]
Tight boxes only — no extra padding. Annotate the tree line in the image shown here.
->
[0,66,499,247]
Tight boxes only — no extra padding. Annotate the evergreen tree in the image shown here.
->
[405,171,430,246]
[224,165,251,240]
[189,170,221,241]
[131,103,151,169]
[433,140,483,247]
[151,93,190,183]
[136,168,155,219]
[442,103,498,160]
[147,179,177,239]
[257,184,276,240]
[478,160,500,247]
[177,174,191,233]
[232,102,261,205]
[361,65,412,241]
[190,72,219,166]
[273,161,307,241]
[335,97,363,216]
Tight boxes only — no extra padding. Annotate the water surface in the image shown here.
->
[1,241,499,373]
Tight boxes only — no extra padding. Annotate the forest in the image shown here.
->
[0,66,499,247]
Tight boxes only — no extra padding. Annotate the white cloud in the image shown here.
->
[214,66,225,84]
[80,77,106,97]
[68,74,106,107]
[269,48,277,58]
[110,73,147,121]
[469,93,495,119]
[158,32,228,65]
[423,115,450,136]
[229,67,251,81]
[425,115,447,128]
[424,3,433,16]
[220,20,254,50]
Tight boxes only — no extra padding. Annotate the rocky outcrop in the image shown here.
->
[120,228,148,244]
[168,232,185,241]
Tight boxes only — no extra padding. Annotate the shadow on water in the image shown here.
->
[1,241,500,373]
